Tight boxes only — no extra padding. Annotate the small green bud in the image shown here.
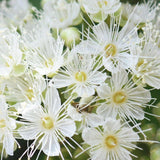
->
[60,27,81,48]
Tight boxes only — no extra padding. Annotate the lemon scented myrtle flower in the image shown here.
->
[51,53,107,98]
[82,118,140,160]
[96,69,151,122]
[18,86,76,159]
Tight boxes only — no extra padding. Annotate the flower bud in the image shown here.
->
[60,27,80,48]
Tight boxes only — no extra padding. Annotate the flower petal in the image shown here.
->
[45,86,61,115]
[3,132,15,156]
[82,127,102,146]
[42,134,60,156]
[57,118,76,137]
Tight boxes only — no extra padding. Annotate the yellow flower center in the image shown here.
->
[98,0,108,8]
[5,62,10,67]
[26,88,34,101]
[105,135,118,149]
[136,58,144,68]
[60,18,65,22]
[0,119,6,128]
[112,91,127,104]
[75,71,87,82]
[136,58,149,74]
[105,43,117,57]
[41,116,54,130]
[45,58,54,68]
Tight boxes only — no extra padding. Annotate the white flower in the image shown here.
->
[130,24,160,89]
[129,0,156,25]
[5,72,46,103]
[120,1,157,32]
[80,0,121,21]
[0,0,31,27]
[22,23,65,77]
[96,70,151,121]
[76,19,139,72]
[0,95,17,156]
[42,0,80,29]
[51,53,106,97]
[18,86,76,158]
[0,29,26,78]
[82,118,139,160]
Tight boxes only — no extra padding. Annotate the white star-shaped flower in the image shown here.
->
[51,53,107,97]
[96,69,151,122]
[76,19,139,72]
[82,118,139,160]
[18,86,76,159]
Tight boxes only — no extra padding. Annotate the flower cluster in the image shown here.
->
[0,0,160,160]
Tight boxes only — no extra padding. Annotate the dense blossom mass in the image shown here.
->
[0,0,160,160]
